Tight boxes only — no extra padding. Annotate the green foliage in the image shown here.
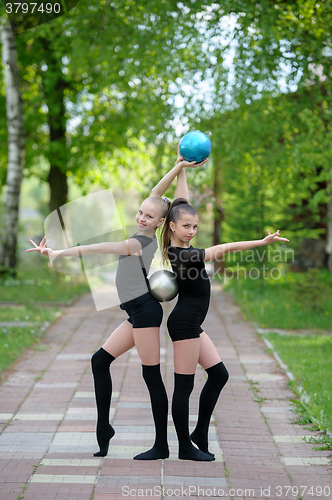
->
[2,0,220,197]
[0,309,60,372]
[288,268,332,311]
[1,325,42,372]
[0,257,90,303]
[0,305,60,322]
[201,86,332,244]
[0,256,90,373]
[223,270,332,330]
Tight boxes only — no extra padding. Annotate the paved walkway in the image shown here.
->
[0,285,331,500]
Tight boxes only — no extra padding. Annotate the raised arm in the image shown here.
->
[150,143,207,198]
[175,143,209,201]
[204,230,289,262]
[175,168,189,201]
[174,142,189,200]
[26,236,142,259]
[150,160,192,198]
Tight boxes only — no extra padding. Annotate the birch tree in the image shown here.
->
[0,22,25,274]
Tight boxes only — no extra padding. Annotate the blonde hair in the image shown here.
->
[147,196,171,219]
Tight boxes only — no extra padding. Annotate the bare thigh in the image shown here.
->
[173,338,200,374]
[198,332,222,370]
[133,327,161,366]
[102,320,135,358]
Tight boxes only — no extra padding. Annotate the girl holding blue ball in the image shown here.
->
[160,199,289,461]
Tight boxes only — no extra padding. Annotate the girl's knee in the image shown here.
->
[91,348,115,372]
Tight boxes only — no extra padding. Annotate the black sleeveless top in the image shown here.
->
[167,245,210,341]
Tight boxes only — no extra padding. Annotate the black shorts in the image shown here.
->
[167,294,209,342]
[120,292,163,329]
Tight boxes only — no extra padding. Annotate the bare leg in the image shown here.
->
[132,327,160,365]
[197,332,221,370]
[172,338,214,461]
[133,327,169,460]
[191,332,229,456]
[102,320,135,357]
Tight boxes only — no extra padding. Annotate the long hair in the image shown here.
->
[160,198,199,264]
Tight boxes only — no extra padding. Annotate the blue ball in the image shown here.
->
[179,131,211,164]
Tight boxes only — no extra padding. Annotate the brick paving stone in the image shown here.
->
[0,289,331,500]
[0,482,26,500]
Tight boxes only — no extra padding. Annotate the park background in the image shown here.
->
[0,1,331,450]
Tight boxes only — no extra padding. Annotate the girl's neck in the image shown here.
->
[137,227,155,238]
[170,236,190,248]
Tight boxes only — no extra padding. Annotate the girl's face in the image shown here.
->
[136,199,164,235]
[170,212,199,246]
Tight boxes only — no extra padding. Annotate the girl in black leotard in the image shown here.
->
[161,198,289,461]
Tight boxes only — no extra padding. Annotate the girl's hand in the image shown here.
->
[177,158,208,169]
[262,230,289,245]
[26,236,52,256]
[176,142,208,168]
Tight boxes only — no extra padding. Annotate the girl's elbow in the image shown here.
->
[150,188,160,197]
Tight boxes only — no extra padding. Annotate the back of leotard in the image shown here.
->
[116,234,157,305]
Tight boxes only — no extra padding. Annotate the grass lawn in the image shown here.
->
[0,255,90,303]
[223,268,332,440]
[264,333,332,432]
[0,313,59,372]
[0,257,90,374]
[223,268,332,330]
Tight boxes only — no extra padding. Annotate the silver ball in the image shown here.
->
[149,270,178,302]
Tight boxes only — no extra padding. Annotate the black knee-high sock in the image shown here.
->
[134,364,169,460]
[191,362,229,455]
[91,347,116,457]
[172,373,214,461]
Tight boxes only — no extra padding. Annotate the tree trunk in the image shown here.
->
[40,41,68,212]
[326,171,332,272]
[212,156,224,273]
[0,22,25,274]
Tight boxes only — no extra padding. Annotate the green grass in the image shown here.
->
[0,305,60,322]
[0,258,91,373]
[0,311,60,372]
[223,269,332,330]
[0,256,90,303]
[264,333,332,434]
[222,268,332,441]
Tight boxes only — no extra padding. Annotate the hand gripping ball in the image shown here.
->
[148,270,178,302]
[179,131,211,164]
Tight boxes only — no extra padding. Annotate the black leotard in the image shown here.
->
[167,245,210,341]
[116,234,162,328]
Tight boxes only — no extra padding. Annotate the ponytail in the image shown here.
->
[160,198,198,264]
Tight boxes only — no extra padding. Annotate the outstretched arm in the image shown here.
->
[26,236,142,259]
[204,230,289,262]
